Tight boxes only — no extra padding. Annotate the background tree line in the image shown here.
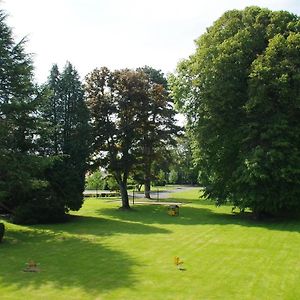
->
[0,10,183,222]
[3,5,296,222]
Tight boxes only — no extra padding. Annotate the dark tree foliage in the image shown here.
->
[0,10,87,224]
[135,66,181,198]
[40,62,90,214]
[170,7,300,216]
[39,65,63,155]
[0,10,45,222]
[86,67,155,208]
[137,65,168,88]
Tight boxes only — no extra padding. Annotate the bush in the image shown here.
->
[85,171,104,190]
[168,170,179,184]
[0,223,5,243]
[12,186,67,225]
[153,170,167,186]
[105,176,120,191]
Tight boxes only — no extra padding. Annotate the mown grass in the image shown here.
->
[1,187,300,300]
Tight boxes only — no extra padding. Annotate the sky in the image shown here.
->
[1,0,300,83]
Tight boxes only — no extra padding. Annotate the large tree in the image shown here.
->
[170,7,300,216]
[0,11,90,224]
[135,66,180,198]
[40,62,90,213]
[85,67,150,209]
[0,10,41,220]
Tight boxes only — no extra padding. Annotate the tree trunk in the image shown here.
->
[136,184,142,192]
[144,178,151,199]
[143,144,153,199]
[119,181,130,209]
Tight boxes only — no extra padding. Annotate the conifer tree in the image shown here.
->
[42,62,90,212]
[0,10,39,217]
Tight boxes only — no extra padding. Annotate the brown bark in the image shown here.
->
[143,142,152,199]
[119,181,130,209]
[144,178,151,199]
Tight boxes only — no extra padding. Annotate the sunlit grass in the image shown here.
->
[1,187,300,299]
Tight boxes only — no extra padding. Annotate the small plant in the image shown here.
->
[0,223,5,243]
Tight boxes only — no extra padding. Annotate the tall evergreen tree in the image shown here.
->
[0,11,89,224]
[0,10,40,217]
[41,62,90,212]
[39,64,63,155]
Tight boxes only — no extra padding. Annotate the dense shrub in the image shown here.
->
[12,186,67,225]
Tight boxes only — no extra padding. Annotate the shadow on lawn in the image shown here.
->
[0,215,170,295]
[99,204,300,233]
[0,228,136,296]
[34,214,171,236]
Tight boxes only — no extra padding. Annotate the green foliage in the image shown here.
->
[168,170,178,184]
[133,66,181,197]
[0,223,4,243]
[0,11,90,224]
[6,155,67,224]
[85,171,104,190]
[137,65,168,88]
[153,170,167,186]
[86,172,119,191]
[105,175,120,191]
[39,62,90,216]
[168,136,199,185]
[85,67,153,208]
[86,66,180,202]
[171,7,300,215]
[0,10,45,221]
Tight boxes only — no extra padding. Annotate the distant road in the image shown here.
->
[84,185,200,200]
[129,185,199,200]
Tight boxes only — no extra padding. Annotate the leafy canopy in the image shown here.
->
[170,6,300,215]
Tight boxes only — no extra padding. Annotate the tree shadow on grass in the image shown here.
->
[136,196,216,206]
[0,215,170,297]
[98,204,300,233]
[0,227,136,297]
[33,214,171,237]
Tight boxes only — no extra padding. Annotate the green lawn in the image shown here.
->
[1,188,300,300]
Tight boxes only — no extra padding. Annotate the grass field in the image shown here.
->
[1,188,300,300]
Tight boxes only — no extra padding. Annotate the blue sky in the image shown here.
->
[1,0,300,83]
